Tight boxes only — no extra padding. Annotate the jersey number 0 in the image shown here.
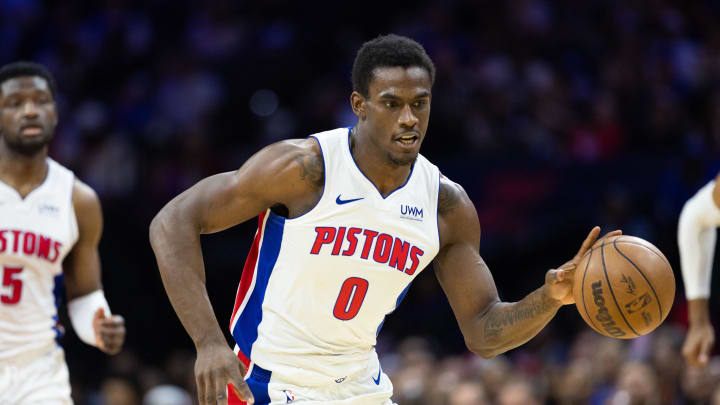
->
[333,277,369,320]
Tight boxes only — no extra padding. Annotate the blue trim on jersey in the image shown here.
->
[346,127,416,200]
[232,212,285,357]
[376,281,413,336]
[52,274,65,342]
[247,364,272,405]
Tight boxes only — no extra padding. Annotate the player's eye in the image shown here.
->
[384,101,398,108]
[5,98,22,108]
[412,100,427,108]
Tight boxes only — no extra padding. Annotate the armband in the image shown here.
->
[67,290,111,346]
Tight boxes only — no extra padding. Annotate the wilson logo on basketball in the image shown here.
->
[591,280,626,337]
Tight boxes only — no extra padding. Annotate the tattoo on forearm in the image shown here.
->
[483,290,556,338]
[295,153,324,187]
[438,182,461,215]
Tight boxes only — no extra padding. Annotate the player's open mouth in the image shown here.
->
[395,134,419,148]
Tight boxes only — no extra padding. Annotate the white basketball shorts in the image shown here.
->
[0,345,72,405]
[228,348,396,404]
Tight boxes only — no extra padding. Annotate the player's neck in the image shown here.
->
[350,127,412,197]
[0,142,49,196]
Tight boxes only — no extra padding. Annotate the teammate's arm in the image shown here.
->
[63,180,125,355]
[433,176,615,358]
[149,138,322,405]
[677,172,720,367]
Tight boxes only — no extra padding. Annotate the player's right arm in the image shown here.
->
[677,172,720,368]
[433,176,618,358]
[149,138,323,405]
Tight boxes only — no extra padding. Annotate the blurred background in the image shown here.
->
[2,0,720,403]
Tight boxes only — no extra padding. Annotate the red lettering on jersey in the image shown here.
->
[37,236,51,260]
[389,238,410,271]
[309,225,426,277]
[0,229,61,264]
[331,227,346,256]
[11,230,21,253]
[50,241,63,264]
[404,246,424,275]
[23,232,36,255]
[342,227,361,256]
[310,227,336,254]
[360,230,379,259]
[373,234,393,264]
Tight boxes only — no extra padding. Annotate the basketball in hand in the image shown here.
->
[574,235,675,339]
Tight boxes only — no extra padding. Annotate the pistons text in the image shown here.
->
[310,226,424,275]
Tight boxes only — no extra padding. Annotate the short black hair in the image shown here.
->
[351,34,436,97]
[0,61,57,98]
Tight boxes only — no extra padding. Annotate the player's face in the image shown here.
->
[362,66,431,166]
[0,76,57,155]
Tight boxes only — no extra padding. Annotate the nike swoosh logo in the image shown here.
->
[372,365,382,385]
[336,195,364,205]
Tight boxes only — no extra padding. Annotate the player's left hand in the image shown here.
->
[545,226,622,305]
[93,308,125,355]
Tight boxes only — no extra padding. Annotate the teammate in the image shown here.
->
[150,34,618,405]
[678,172,718,367]
[0,62,126,404]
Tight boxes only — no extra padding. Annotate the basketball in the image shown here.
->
[573,235,675,339]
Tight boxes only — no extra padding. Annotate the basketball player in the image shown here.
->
[678,172,719,367]
[0,62,126,404]
[150,34,618,405]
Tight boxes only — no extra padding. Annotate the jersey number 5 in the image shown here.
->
[333,277,369,320]
[1,266,23,304]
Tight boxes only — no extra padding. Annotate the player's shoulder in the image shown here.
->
[256,127,349,168]
[71,178,102,217]
[437,173,480,246]
[248,137,324,189]
[438,174,471,216]
[256,138,321,165]
[263,137,320,154]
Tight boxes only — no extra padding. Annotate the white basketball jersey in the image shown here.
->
[0,159,78,360]
[229,128,440,386]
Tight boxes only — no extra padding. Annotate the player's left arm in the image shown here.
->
[433,175,614,358]
[63,180,125,355]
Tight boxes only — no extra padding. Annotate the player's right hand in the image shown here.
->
[682,322,715,368]
[195,342,254,405]
[546,226,622,305]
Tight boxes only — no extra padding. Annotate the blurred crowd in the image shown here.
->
[2,0,720,203]
[76,325,720,405]
[3,0,720,404]
[386,327,720,405]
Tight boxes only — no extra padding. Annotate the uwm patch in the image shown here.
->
[400,204,423,221]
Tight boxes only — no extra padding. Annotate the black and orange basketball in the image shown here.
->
[573,235,675,339]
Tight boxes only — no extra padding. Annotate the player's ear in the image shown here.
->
[350,91,367,120]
